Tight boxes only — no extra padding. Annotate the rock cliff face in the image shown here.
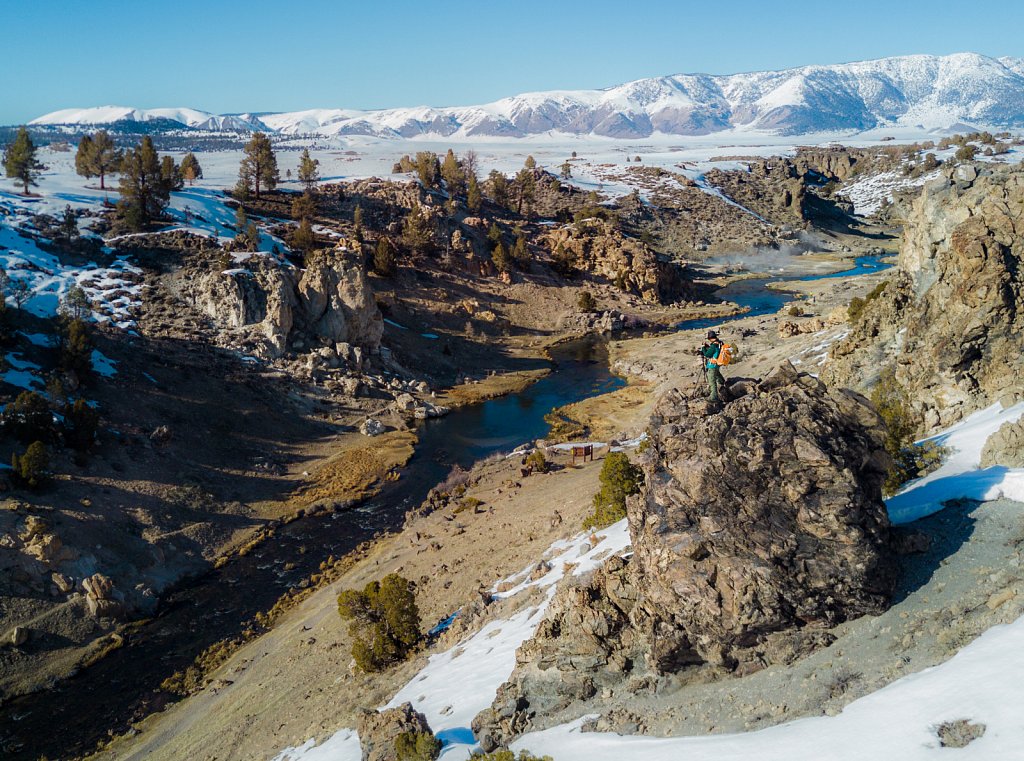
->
[473,364,896,749]
[186,247,382,359]
[825,163,1024,430]
[542,219,690,304]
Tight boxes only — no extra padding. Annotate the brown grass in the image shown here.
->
[439,369,550,408]
[290,431,417,508]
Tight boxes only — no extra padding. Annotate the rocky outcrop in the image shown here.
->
[191,256,298,357]
[981,416,1024,468]
[542,219,690,304]
[628,364,895,666]
[357,702,434,761]
[299,250,384,348]
[825,163,1024,430]
[474,364,896,748]
[705,159,807,226]
[186,246,382,359]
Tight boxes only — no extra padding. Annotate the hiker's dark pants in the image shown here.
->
[707,365,724,402]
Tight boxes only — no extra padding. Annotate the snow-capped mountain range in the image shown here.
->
[28,53,1024,139]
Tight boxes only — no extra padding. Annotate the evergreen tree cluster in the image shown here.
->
[337,573,421,672]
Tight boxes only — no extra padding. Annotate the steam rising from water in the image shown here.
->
[704,232,827,274]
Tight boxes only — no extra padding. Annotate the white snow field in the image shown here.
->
[272,400,1024,761]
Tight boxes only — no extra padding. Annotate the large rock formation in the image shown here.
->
[186,247,383,359]
[473,364,896,749]
[541,219,690,304]
[825,163,1024,430]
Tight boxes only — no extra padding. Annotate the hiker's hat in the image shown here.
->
[706,330,718,339]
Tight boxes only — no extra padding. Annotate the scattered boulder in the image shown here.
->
[9,626,29,647]
[360,419,386,437]
[356,702,434,761]
[83,573,125,619]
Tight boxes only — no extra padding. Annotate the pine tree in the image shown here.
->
[297,148,319,191]
[58,205,79,242]
[62,285,89,320]
[402,203,434,255]
[238,132,279,200]
[560,161,572,179]
[524,155,537,170]
[89,130,121,190]
[488,170,509,208]
[440,149,465,198]
[180,152,203,185]
[59,318,92,378]
[466,174,482,214]
[117,137,168,231]
[160,155,183,193]
[3,127,44,194]
[373,236,396,276]
[234,207,260,251]
[288,217,316,253]
[291,190,317,221]
[512,232,529,268]
[515,167,536,216]
[75,135,94,183]
[353,204,364,243]
[492,241,511,273]
[11,441,49,489]
[414,151,440,188]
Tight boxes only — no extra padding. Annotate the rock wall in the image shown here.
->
[186,246,382,359]
[824,163,1024,429]
[542,219,691,304]
[474,364,896,749]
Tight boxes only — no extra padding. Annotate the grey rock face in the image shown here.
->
[629,364,896,668]
[825,163,1024,430]
[186,248,382,359]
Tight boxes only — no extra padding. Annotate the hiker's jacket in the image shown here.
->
[702,341,723,369]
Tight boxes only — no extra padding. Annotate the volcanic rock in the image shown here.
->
[473,363,896,747]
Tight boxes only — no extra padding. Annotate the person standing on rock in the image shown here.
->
[701,330,726,404]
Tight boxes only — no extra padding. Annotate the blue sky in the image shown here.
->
[2,0,1021,124]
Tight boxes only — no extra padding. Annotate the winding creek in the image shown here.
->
[2,254,891,759]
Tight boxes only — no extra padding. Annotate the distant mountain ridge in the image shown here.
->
[28,53,1024,139]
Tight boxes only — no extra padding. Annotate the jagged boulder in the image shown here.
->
[629,363,896,667]
[357,702,434,761]
[981,416,1024,468]
[188,256,298,358]
[474,363,895,748]
[825,163,1024,430]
